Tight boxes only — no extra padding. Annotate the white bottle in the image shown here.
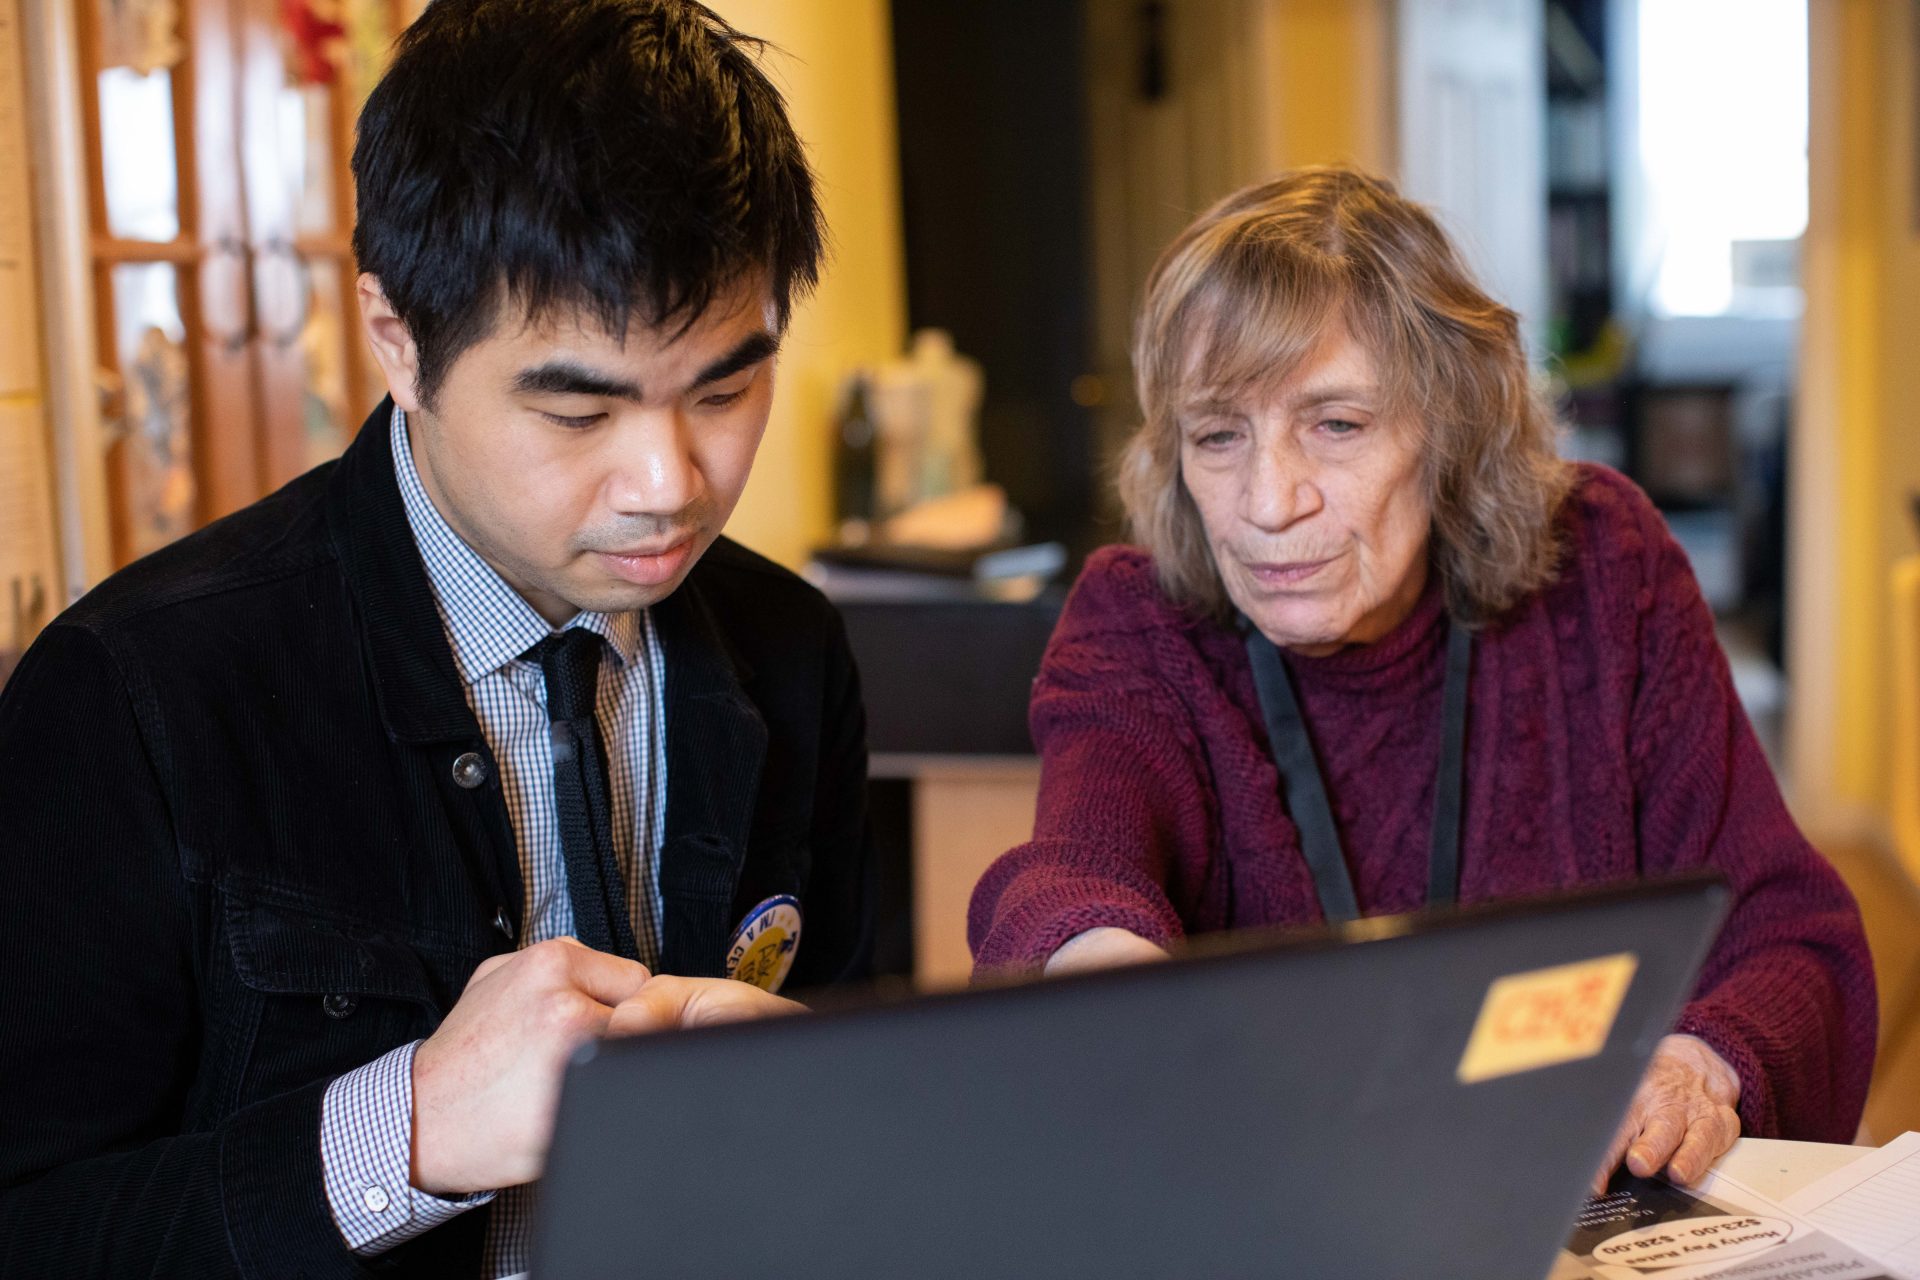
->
[908,329,984,499]
[866,328,986,517]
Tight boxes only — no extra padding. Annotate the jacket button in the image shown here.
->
[493,906,516,941]
[451,751,489,789]
[322,993,358,1019]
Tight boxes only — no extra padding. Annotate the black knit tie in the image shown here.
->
[529,629,638,960]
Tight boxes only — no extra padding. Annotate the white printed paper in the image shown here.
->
[1558,1167,1900,1279]
[1783,1132,1920,1276]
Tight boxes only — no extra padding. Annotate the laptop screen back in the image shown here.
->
[535,877,1726,1280]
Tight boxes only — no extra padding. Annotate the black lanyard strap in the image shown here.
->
[1244,616,1473,923]
[1245,622,1360,922]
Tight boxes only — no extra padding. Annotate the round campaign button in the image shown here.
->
[725,895,802,994]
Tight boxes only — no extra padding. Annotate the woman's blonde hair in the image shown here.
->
[1118,165,1573,626]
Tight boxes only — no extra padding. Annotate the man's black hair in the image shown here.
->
[351,0,825,405]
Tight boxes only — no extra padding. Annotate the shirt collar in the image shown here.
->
[390,406,642,683]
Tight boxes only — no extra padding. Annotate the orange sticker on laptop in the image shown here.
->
[1456,952,1638,1084]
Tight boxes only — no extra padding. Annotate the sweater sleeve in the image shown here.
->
[967,556,1210,974]
[1620,501,1877,1141]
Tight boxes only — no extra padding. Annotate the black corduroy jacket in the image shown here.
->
[0,401,873,1278]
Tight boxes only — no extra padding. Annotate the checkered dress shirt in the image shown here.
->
[317,407,668,1275]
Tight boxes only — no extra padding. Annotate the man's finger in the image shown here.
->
[1625,1102,1689,1178]
[467,933,590,993]
[680,981,805,1028]
[541,938,652,1007]
[604,977,805,1038]
[605,980,693,1038]
[464,949,516,989]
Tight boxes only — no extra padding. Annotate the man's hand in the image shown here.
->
[411,937,651,1194]
[1592,1034,1742,1195]
[606,975,804,1037]
[1043,927,1170,977]
[410,940,810,1196]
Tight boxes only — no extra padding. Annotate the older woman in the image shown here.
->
[968,167,1875,1190]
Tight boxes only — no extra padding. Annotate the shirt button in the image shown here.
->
[493,905,516,941]
[322,993,358,1019]
[363,1184,391,1214]
[451,751,489,789]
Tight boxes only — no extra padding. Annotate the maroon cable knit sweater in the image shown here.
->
[968,465,1876,1142]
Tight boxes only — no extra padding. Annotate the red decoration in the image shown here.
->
[281,0,347,86]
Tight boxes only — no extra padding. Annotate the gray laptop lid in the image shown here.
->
[534,877,1727,1280]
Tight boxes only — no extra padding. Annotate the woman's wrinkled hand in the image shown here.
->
[1592,1033,1742,1195]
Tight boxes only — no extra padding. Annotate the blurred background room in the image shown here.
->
[2,0,1917,1134]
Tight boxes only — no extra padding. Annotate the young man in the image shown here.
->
[0,2,870,1274]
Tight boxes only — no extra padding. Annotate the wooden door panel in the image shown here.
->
[234,0,307,489]
[79,0,262,564]
[238,0,388,488]
[98,258,196,558]
[75,0,400,564]
[181,0,263,521]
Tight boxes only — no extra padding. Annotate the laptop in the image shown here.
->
[533,876,1728,1280]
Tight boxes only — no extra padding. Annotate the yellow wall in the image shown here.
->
[708,1,908,569]
[1791,0,1920,844]
[1252,0,1395,175]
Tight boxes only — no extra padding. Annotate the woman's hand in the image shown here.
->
[1043,927,1170,976]
[1592,1034,1742,1195]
